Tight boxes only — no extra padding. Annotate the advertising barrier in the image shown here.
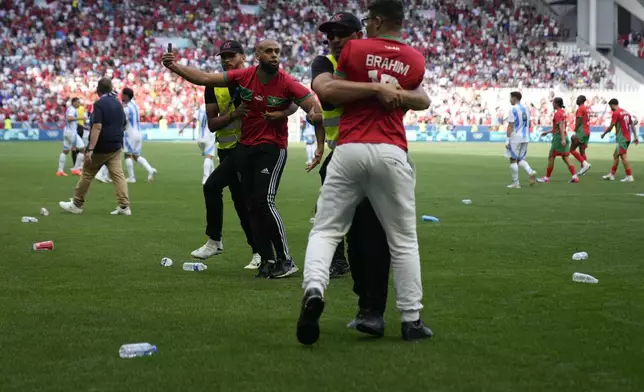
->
[1,125,642,143]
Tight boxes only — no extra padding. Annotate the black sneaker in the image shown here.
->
[401,319,433,341]
[355,310,385,337]
[255,260,275,279]
[296,287,325,345]
[270,259,299,279]
[329,258,350,278]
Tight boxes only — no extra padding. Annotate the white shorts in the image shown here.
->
[63,130,85,151]
[124,134,142,155]
[197,138,215,156]
[505,142,528,161]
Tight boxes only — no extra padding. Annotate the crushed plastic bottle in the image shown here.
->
[119,343,157,359]
[421,215,440,222]
[461,199,472,205]
[160,257,173,267]
[572,252,588,261]
[183,262,208,271]
[40,208,50,216]
[21,216,38,223]
[572,272,598,284]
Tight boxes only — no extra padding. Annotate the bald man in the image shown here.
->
[163,40,326,279]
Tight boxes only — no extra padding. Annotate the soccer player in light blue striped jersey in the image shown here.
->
[179,105,216,184]
[505,91,537,188]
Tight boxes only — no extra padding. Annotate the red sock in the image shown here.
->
[546,167,553,177]
[626,168,632,176]
[569,165,577,175]
[611,166,618,175]
[571,151,585,163]
[582,154,588,161]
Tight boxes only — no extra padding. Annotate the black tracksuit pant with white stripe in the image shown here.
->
[235,143,290,262]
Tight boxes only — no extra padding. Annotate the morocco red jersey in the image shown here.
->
[224,66,312,148]
[552,108,566,134]
[334,37,426,152]
[575,104,590,135]
[611,108,633,142]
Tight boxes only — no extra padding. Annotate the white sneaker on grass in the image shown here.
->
[244,253,262,270]
[59,200,83,214]
[191,239,223,260]
[110,206,132,216]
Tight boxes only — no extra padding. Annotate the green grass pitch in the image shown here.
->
[1,141,643,392]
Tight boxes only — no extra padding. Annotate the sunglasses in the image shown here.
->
[326,29,355,41]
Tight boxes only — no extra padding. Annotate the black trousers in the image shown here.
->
[203,145,256,254]
[320,151,391,315]
[235,143,290,262]
[72,125,84,165]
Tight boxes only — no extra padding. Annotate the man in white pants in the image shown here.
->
[56,98,85,176]
[297,0,433,345]
[505,91,537,188]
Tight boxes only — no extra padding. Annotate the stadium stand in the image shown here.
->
[0,0,640,129]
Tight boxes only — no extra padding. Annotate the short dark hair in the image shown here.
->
[553,97,564,108]
[510,91,522,101]
[608,98,619,105]
[122,88,134,100]
[71,97,80,104]
[97,77,113,95]
[368,0,404,28]
[577,95,586,103]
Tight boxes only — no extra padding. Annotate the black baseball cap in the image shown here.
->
[319,12,362,33]
[218,40,244,55]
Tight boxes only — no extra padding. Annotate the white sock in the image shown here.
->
[58,153,67,172]
[518,160,534,175]
[203,158,214,181]
[137,156,154,173]
[74,153,85,170]
[510,162,519,183]
[125,157,135,179]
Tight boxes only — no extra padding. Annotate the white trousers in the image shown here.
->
[303,143,423,321]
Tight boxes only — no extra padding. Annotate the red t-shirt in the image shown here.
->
[224,66,312,148]
[552,108,566,134]
[611,108,632,141]
[335,37,426,152]
[575,104,590,135]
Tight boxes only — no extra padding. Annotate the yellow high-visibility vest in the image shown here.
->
[322,54,343,150]
[214,87,242,150]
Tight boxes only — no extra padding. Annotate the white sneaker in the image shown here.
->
[602,173,615,181]
[191,239,223,260]
[127,178,136,183]
[59,200,83,214]
[529,171,537,186]
[148,168,157,183]
[110,206,132,216]
[506,183,521,189]
[244,253,262,270]
[621,175,635,182]
[96,176,109,183]
[579,162,592,176]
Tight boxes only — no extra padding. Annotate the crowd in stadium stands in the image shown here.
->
[0,0,630,130]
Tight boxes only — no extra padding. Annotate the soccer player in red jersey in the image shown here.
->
[297,0,433,345]
[536,97,579,183]
[571,95,592,176]
[601,98,639,182]
[162,40,326,279]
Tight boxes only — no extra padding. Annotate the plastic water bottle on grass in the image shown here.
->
[183,262,207,271]
[119,343,157,358]
[572,272,598,284]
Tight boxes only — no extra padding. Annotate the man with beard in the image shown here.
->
[163,40,325,279]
